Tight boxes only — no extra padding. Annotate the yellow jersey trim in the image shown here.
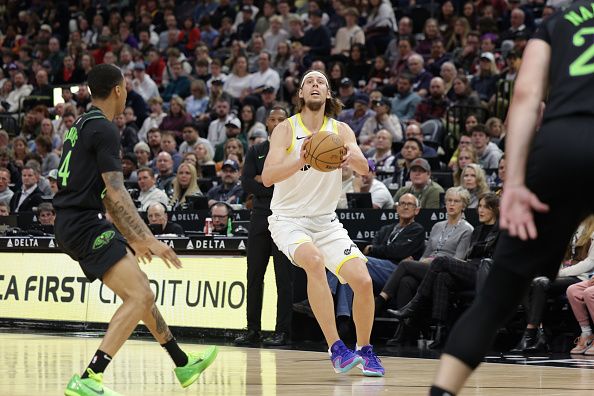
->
[335,253,367,276]
[297,113,328,136]
[286,117,296,153]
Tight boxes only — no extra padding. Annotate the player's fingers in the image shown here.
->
[517,223,529,241]
[526,219,539,240]
[530,194,550,213]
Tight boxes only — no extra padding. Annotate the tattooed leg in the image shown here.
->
[143,305,174,344]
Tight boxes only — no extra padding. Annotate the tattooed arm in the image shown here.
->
[102,171,182,268]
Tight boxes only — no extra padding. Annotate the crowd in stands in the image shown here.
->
[0,0,591,355]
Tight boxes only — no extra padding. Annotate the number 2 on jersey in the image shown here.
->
[570,27,594,77]
[58,151,72,187]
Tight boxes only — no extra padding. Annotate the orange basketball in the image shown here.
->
[303,131,346,172]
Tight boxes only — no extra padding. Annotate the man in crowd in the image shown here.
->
[393,158,444,209]
[147,202,185,235]
[206,160,244,207]
[391,74,422,123]
[0,167,13,206]
[402,123,438,158]
[414,77,449,123]
[471,124,503,169]
[338,93,374,138]
[37,202,56,226]
[137,167,169,211]
[357,166,395,209]
[210,202,233,234]
[9,165,44,213]
[155,152,176,196]
[207,97,234,146]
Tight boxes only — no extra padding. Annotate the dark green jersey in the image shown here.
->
[535,1,594,121]
[53,107,122,211]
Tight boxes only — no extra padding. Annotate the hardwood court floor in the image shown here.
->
[0,332,593,395]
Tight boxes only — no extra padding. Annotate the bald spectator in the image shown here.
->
[501,8,530,44]
[155,152,175,196]
[415,77,450,123]
[30,69,53,98]
[137,167,169,211]
[147,203,185,235]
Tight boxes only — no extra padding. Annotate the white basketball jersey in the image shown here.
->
[270,114,342,217]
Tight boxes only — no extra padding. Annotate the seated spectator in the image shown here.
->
[147,202,185,235]
[37,202,56,226]
[359,98,403,147]
[301,10,332,63]
[511,215,594,354]
[115,111,139,155]
[11,136,30,169]
[240,104,266,139]
[264,15,290,56]
[206,159,244,206]
[450,76,481,108]
[155,152,176,196]
[471,52,499,104]
[453,145,478,186]
[375,186,474,322]
[426,39,451,77]
[53,55,85,85]
[441,62,457,100]
[138,97,166,143]
[337,77,355,109]
[393,158,444,210]
[146,128,162,161]
[160,131,183,172]
[355,165,394,209]
[214,119,247,163]
[249,51,280,96]
[207,97,234,146]
[461,164,490,208]
[132,62,159,103]
[0,201,9,216]
[10,165,44,213]
[137,167,169,211]
[367,130,396,181]
[179,122,212,156]
[134,142,152,168]
[415,18,441,61]
[161,61,191,102]
[210,201,233,235]
[34,118,61,153]
[0,167,13,206]
[168,163,203,210]
[3,72,34,112]
[471,124,503,169]
[122,153,138,184]
[30,69,53,99]
[47,169,58,197]
[387,193,500,347]
[124,78,149,126]
[399,123,438,158]
[338,93,374,138]
[414,77,449,123]
[224,55,251,100]
[160,96,193,144]
[495,155,506,196]
[196,142,216,167]
[255,85,277,124]
[185,80,209,118]
[408,55,433,98]
[390,74,422,123]
[388,138,424,189]
[332,7,365,57]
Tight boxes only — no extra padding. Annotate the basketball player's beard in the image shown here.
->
[305,99,324,112]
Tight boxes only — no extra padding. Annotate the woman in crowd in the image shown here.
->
[329,61,346,94]
[511,216,594,354]
[387,193,500,348]
[374,187,475,321]
[168,162,203,211]
[364,0,398,57]
[460,164,490,208]
[195,142,216,167]
[216,137,244,172]
[453,146,478,186]
[223,55,251,101]
[159,95,193,144]
[272,40,291,78]
[31,118,61,153]
[138,96,166,143]
[415,18,441,60]
[185,79,209,118]
[448,114,480,168]
[471,53,499,105]
[450,76,481,108]
[11,136,30,169]
[345,43,369,86]
[240,104,265,139]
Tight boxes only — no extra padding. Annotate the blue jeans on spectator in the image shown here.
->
[326,257,397,317]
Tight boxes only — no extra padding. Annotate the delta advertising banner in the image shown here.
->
[0,253,278,331]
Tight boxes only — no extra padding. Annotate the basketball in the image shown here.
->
[303,131,346,172]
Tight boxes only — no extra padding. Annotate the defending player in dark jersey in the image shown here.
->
[56,64,217,396]
[431,3,594,395]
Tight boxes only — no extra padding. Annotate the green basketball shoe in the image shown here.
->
[64,369,123,396]
[174,345,219,388]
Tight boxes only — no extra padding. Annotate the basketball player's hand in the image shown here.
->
[340,145,352,168]
[500,185,549,240]
[130,239,182,269]
[298,137,311,168]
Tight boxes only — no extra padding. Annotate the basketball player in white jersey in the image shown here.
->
[262,70,385,376]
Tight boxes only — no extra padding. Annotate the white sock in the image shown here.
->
[581,325,592,337]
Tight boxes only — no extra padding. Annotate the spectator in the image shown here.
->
[53,55,85,85]
[471,52,499,104]
[9,165,44,213]
[210,201,233,234]
[441,62,457,100]
[389,138,424,189]
[368,130,397,180]
[255,86,277,124]
[301,9,331,63]
[402,123,438,158]
[162,62,191,102]
[225,54,252,100]
[147,202,185,235]
[255,0,276,34]
[240,104,265,139]
[185,80,209,118]
[453,30,481,73]
[451,76,481,108]
[426,39,451,77]
[414,77,450,123]
[37,202,55,226]
[453,145,478,186]
[416,18,442,61]
[3,71,32,112]
[30,69,53,98]
[34,135,60,176]
[338,93,375,138]
[158,14,180,52]
[264,15,289,57]
[35,118,61,152]
[0,202,8,216]
[132,62,159,103]
[196,142,216,167]
[359,98,403,146]
[332,8,365,57]
[138,97,166,143]
[393,158,444,210]
[471,124,503,169]
[391,74,422,123]
[355,165,394,209]
[179,123,204,155]
[408,55,433,98]
[124,78,149,126]
[114,112,139,155]
[168,163,203,210]
[0,167,13,206]
[208,97,234,146]
[388,193,500,347]
[134,142,152,169]
[122,153,138,184]
[216,137,245,170]
[364,0,397,57]
[206,159,244,206]
[461,164,490,208]
[146,49,166,86]
[137,167,169,212]
[155,152,176,196]
[236,6,256,43]
[47,169,58,197]
[159,96,193,143]
[178,17,201,54]
[387,35,417,79]
[249,51,281,95]
[160,131,183,171]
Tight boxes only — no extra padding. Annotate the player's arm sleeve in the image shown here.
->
[93,121,123,173]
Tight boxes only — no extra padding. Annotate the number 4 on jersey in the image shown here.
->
[570,27,594,76]
[58,151,72,187]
